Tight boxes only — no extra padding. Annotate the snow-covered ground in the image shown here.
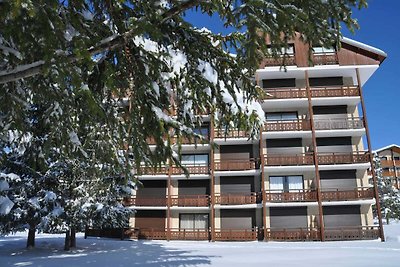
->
[1,223,399,267]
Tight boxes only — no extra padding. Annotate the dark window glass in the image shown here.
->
[270,207,307,216]
[313,105,347,115]
[267,138,302,148]
[266,112,298,121]
[316,137,352,146]
[323,205,360,215]
[262,79,296,89]
[319,170,357,180]
[309,77,343,87]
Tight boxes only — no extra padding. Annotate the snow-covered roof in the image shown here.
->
[341,37,387,59]
[374,144,400,154]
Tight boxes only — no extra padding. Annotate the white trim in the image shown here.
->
[214,204,262,209]
[265,202,318,207]
[341,37,387,58]
[321,198,375,206]
[373,144,400,153]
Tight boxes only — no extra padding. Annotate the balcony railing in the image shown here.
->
[264,119,311,132]
[321,187,374,201]
[265,228,320,241]
[312,52,339,65]
[310,86,360,98]
[170,195,209,207]
[314,117,364,130]
[264,153,314,166]
[214,129,249,139]
[263,55,296,67]
[214,228,258,241]
[265,189,317,202]
[382,170,400,177]
[170,165,210,175]
[317,152,370,165]
[214,193,260,205]
[264,88,307,99]
[380,160,393,168]
[123,196,167,206]
[132,228,167,240]
[139,166,169,175]
[214,158,258,171]
[170,228,210,240]
[324,226,380,241]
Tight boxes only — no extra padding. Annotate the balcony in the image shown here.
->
[265,228,320,241]
[264,119,311,132]
[214,228,258,241]
[264,153,314,166]
[381,160,393,168]
[324,226,380,241]
[170,195,209,207]
[265,189,317,202]
[264,88,307,99]
[317,152,370,165]
[314,117,364,130]
[321,187,374,201]
[214,193,260,205]
[169,228,210,240]
[123,197,167,206]
[214,159,258,171]
[312,53,339,65]
[263,55,296,67]
[310,86,360,98]
[214,129,249,139]
[139,165,209,176]
[131,228,167,240]
[382,170,400,177]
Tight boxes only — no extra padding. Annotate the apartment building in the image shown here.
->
[374,144,400,189]
[124,33,386,242]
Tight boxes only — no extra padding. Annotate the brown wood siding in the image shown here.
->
[135,210,166,229]
[338,43,380,66]
[293,33,310,67]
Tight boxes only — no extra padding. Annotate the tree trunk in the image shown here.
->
[64,230,71,251]
[26,226,36,248]
[70,228,76,248]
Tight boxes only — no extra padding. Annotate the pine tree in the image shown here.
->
[374,154,400,224]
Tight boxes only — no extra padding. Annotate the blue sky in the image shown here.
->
[185,0,399,150]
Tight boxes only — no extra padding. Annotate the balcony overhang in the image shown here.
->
[214,169,261,177]
[256,64,379,87]
[265,202,318,207]
[214,204,262,209]
[318,163,370,171]
[321,199,375,206]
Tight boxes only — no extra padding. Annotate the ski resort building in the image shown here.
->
[124,34,387,242]
[374,144,400,189]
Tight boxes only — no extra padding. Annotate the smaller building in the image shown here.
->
[374,144,400,189]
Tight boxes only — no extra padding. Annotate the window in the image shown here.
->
[180,214,208,229]
[266,138,302,148]
[381,156,388,160]
[181,154,209,166]
[309,77,344,87]
[269,176,304,192]
[394,156,400,161]
[316,137,352,146]
[267,44,295,55]
[193,126,209,138]
[313,105,347,115]
[266,112,298,121]
[262,78,296,89]
[313,46,336,54]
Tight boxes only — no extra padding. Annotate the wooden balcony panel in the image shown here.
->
[123,197,167,207]
[265,190,317,202]
[214,193,259,205]
[170,165,210,175]
[214,228,257,241]
[139,166,168,175]
[136,228,167,240]
[264,119,311,132]
[314,118,364,130]
[170,195,209,207]
[317,152,370,165]
[266,228,320,241]
[382,170,395,177]
[264,88,307,99]
[321,187,374,201]
[310,86,360,98]
[324,226,380,241]
[380,160,394,168]
[214,129,249,139]
[171,136,209,145]
[214,159,258,171]
[264,154,314,166]
[263,55,296,67]
[312,53,339,65]
[169,229,209,240]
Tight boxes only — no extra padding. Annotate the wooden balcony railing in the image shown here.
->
[214,159,258,171]
[133,228,167,240]
[214,193,260,205]
[310,86,360,98]
[314,117,364,130]
[324,226,380,241]
[264,88,307,99]
[312,53,339,65]
[170,195,209,207]
[171,136,209,145]
[170,228,210,240]
[264,153,314,166]
[139,166,169,175]
[382,170,400,177]
[214,228,258,241]
[265,190,317,202]
[123,197,167,206]
[321,187,374,201]
[265,228,320,241]
[264,119,311,132]
[170,165,210,175]
[214,129,249,139]
[380,160,393,168]
[317,152,370,165]
[263,55,296,67]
